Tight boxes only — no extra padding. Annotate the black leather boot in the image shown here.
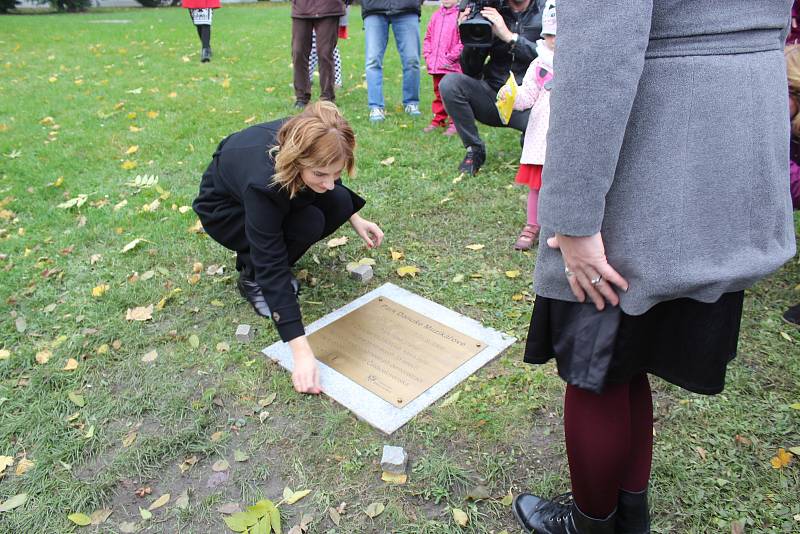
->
[237,275,270,318]
[512,492,615,534]
[616,489,650,533]
[201,47,212,63]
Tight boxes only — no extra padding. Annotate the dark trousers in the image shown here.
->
[439,73,530,149]
[292,16,340,104]
[197,185,354,277]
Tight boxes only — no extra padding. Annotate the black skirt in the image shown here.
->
[523,292,745,395]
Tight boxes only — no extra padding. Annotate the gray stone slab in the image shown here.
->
[262,283,516,434]
[380,445,408,473]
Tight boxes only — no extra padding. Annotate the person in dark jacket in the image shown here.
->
[193,102,384,394]
[440,0,545,175]
[361,0,424,122]
[291,0,346,107]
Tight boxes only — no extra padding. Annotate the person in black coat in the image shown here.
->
[193,102,384,394]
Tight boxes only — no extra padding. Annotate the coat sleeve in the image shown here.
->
[460,44,489,78]
[243,185,305,342]
[513,60,542,110]
[538,0,653,236]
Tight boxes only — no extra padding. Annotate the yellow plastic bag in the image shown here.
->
[495,72,518,125]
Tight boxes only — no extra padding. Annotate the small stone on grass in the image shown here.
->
[235,324,253,343]
[348,264,373,283]
[380,445,408,474]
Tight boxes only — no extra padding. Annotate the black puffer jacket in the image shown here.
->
[460,0,546,91]
[361,0,423,19]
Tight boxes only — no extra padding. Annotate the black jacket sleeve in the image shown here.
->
[243,185,306,342]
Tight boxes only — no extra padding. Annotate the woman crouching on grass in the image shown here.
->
[193,101,384,394]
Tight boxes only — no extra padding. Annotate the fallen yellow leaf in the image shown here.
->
[129,125,142,132]
[92,284,109,297]
[244,115,256,124]
[770,448,794,469]
[0,456,14,475]
[15,457,34,476]
[35,349,52,365]
[121,160,137,170]
[125,145,139,155]
[146,111,159,119]
[505,270,521,278]
[141,350,158,363]
[221,78,231,89]
[63,358,79,371]
[0,349,10,360]
[390,248,404,261]
[452,508,469,527]
[465,244,485,251]
[126,304,154,321]
[397,265,420,278]
[148,493,170,511]
[380,156,395,166]
[327,236,348,248]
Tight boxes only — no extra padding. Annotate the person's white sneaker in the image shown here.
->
[404,103,421,117]
[369,107,385,122]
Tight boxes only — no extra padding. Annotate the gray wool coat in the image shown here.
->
[534,0,798,314]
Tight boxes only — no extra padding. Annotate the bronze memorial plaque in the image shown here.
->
[308,297,486,408]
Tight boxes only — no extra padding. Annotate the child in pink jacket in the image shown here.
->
[506,0,555,250]
[422,0,462,135]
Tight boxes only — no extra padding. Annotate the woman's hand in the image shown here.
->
[547,232,629,311]
[349,214,384,249]
[288,337,321,394]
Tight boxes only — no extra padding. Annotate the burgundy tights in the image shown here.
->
[564,373,653,519]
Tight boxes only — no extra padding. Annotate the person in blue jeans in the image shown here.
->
[361,0,423,122]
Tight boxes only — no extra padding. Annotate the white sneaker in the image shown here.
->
[404,103,421,116]
[369,107,385,122]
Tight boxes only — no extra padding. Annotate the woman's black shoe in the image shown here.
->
[616,489,650,533]
[237,276,270,318]
[201,47,212,62]
[512,492,615,534]
[783,303,800,326]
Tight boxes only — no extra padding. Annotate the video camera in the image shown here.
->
[458,0,508,48]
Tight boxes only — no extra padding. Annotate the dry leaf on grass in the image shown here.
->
[35,349,52,364]
[380,156,395,166]
[67,512,92,526]
[14,458,33,476]
[465,243,485,251]
[212,459,230,472]
[396,265,420,278]
[327,236,348,248]
[452,508,469,527]
[63,358,79,371]
[126,304,153,321]
[148,493,170,511]
[364,502,384,518]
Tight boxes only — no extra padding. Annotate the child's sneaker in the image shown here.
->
[443,123,457,136]
[369,107,385,122]
[404,103,421,117]
[514,224,540,251]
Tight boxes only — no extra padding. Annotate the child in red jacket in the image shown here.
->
[183,0,220,63]
[422,0,462,135]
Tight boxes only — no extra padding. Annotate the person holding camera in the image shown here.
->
[439,0,546,175]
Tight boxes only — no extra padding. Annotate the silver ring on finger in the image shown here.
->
[590,275,603,286]
[564,266,575,278]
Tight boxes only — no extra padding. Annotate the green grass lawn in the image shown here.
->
[0,4,799,533]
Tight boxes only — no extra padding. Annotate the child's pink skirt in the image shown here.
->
[515,163,542,190]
